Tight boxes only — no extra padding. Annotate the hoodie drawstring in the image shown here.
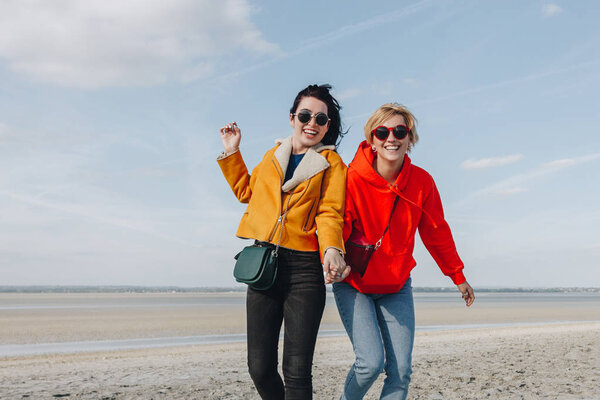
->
[391,186,439,229]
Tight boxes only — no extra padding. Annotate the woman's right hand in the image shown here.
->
[323,248,351,284]
[219,122,241,154]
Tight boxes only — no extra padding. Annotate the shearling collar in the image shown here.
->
[274,136,336,192]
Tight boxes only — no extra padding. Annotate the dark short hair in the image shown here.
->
[290,84,346,147]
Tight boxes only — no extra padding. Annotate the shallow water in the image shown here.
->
[1,291,599,357]
[3,320,598,357]
[2,291,599,310]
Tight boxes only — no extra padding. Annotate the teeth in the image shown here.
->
[385,146,400,150]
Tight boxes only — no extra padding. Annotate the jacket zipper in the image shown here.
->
[266,156,285,241]
[267,152,315,241]
[281,177,312,235]
[287,177,311,209]
[267,155,313,240]
[268,192,294,242]
[272,158,284,185]
[303,199,316,232]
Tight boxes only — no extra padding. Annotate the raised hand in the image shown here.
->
[219,122,241,154]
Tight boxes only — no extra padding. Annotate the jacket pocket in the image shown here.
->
[303,199,317,232]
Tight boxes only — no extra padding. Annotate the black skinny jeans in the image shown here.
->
[246,247,326,400]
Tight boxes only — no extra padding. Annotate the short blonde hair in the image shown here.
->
[364,103,419,151]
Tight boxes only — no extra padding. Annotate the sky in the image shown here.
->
[1,0,599,288]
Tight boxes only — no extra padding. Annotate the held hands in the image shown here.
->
[219,122,241,154]
[323,248,351,284]
[457,281,475,307]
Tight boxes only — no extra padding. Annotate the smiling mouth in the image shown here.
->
[303,129,318,136]
[384,145,400,151]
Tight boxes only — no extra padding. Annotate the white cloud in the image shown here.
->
[0,0,279,89]
[216,1,435,82]
[536,154,600,174]
[542,4,563,18]
[460,154,524,170]
[412,59,600,108]
[497,187,528,195]
[540,158,576,169]
[0,189,201,248]
[283,0,432,59]
[458,152,600,202]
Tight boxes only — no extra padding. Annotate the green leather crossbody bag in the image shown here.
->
[233,202,291,291]
[233,244,278,290]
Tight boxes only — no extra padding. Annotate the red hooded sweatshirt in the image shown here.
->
[343,141,465,293]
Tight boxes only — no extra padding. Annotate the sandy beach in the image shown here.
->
[0,323,598,399]
[1,292,599,399]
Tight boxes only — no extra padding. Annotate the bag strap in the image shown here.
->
[374,195,399,250]
[272,193,294,256]
[273,167,325,256]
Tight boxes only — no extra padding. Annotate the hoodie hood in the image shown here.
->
[349,140,412,192]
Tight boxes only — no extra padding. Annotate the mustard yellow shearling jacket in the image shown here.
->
[217,136,346,257]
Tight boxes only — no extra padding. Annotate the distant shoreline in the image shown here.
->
[1,285,599,293]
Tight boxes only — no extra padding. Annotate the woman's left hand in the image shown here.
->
[457,281,475,307]
[323,249,350,284]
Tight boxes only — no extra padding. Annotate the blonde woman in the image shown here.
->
[333,103,474,399]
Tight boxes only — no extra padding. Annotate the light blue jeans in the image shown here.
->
[333,278,414,400]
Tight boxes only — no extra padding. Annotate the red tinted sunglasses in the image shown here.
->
[371,125,409,141]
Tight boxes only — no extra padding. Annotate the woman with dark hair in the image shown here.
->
[217,84,349,399]
[332,103,474,399]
